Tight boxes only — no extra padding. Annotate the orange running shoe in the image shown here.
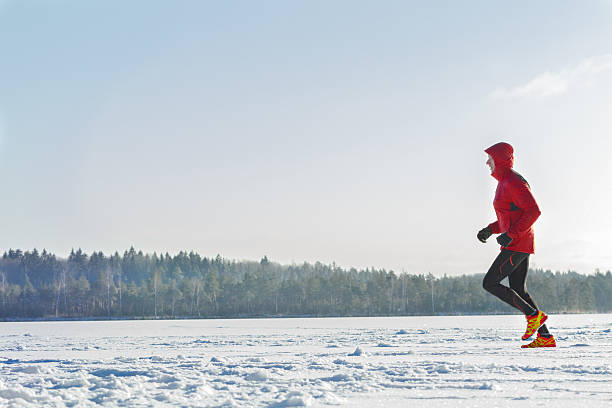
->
[521,333,556,348]
[522,310,548,340]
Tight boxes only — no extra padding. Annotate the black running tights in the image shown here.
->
[483,250,536,313]
[483,250,550,336]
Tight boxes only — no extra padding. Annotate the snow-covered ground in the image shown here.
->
[0,314,610,407]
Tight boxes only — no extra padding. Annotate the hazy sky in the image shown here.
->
[1,1,611,276]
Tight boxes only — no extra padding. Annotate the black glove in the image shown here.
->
[477,226,492,243]
[496,232,513,247]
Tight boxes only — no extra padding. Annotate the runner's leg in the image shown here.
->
[483,250,536,315]
[508,256,551,336]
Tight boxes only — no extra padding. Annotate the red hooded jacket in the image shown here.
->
[485,142,541,254]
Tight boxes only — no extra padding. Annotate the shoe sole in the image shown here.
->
[521,313,548,340]
[521,341,556,348]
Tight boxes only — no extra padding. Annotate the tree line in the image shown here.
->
[0,248,610,320]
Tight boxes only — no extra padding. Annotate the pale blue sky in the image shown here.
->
[1,1,611,275]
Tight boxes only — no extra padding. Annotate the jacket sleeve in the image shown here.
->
[508,180,541,238]
[488,221,501,234]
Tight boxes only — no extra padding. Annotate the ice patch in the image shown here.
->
[570,343,590,347]
[395,329,409,335]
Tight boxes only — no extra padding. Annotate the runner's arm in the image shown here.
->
[488,221,501,234]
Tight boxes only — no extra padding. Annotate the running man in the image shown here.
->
[477,142,556,348]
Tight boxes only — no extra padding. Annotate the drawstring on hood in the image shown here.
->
[485,142,514,181]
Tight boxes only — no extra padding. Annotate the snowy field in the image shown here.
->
[0,314,610,407]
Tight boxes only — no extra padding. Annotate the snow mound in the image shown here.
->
[262,385,279,393]
[347,346,364,356]
[385,351,414,356]
[217,397,240,407]
[156,374,182,384]
[321,373,352,382]
[246,357,267,363]
[197,383,215,396]
[11,365,51,375]
[53,375,92,389]
[210,356,228,364]
[0,384,38,402]
[90,369,149,378]
[308,362,327,370]
[430,364,450,374]
[247,370,268,382]
[272,391,313,407]
[318,391,344,405]
[477,382,498,390]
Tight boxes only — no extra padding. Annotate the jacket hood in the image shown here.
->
[485,142,514,180]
